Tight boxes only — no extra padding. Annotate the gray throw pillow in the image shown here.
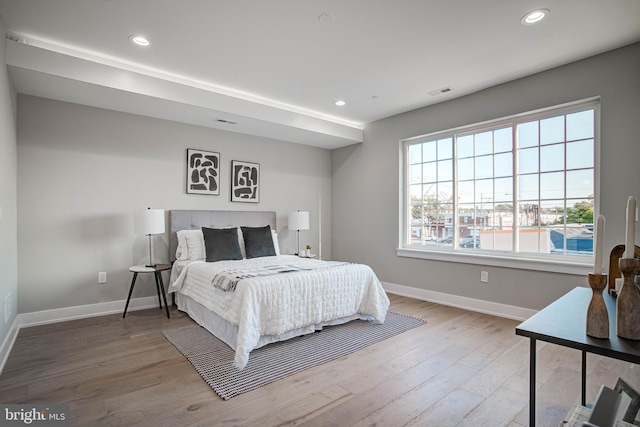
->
[202,227,243,262]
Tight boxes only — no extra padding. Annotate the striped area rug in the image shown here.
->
[162,312,426,400]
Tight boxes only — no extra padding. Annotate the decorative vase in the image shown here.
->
[586,273,609,338]
[617,258,640,340]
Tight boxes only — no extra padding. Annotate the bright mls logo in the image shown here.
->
[1,404,68,426]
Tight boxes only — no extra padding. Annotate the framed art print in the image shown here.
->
[231,160,260,203]
[187,149,220,195]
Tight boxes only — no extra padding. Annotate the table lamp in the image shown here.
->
[288,210,309,256]
[134,207,165,267]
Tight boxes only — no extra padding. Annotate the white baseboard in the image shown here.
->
[382,282,537,321]
[0,316,20,376]
[18,296,161,328]
[0,296,162,375]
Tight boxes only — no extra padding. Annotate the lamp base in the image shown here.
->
[145,235,157,269]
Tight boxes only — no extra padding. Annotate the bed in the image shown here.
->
[167,209,390,369]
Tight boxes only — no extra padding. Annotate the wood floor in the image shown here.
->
[0,294,637,426]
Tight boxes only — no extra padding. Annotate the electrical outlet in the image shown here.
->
[4,293,11,325]
[480,271,489,283]
[98,272,107,283]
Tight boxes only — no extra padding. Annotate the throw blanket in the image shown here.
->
[212,261,349,292]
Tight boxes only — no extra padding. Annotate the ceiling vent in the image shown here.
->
[214,118,238,125]
[428,86,454,97]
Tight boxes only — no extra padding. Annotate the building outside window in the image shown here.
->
[403,99,598,263]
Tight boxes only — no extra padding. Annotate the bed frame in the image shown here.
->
[169,209,277,262]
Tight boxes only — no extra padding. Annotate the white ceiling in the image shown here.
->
[1,0,639,149]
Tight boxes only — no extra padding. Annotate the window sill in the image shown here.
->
[396,248,592,275]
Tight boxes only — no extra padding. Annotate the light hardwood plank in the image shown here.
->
[0,295,638,426]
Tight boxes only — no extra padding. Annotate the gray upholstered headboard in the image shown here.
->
[169,210,277,262]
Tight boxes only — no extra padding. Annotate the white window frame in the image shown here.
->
[397,97,601,275]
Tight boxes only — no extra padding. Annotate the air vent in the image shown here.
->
[214,118,238,125]
[428,86,454,97]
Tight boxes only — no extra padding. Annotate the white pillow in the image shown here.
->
[175,230,188,260]
[237,227,247,258]
[271,230,280,255]
[176,229,206,261]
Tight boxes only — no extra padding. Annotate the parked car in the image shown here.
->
[460,237,481,248]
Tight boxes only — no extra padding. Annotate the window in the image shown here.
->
[402,99,598,265]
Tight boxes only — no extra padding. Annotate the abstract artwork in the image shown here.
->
[231,160,260,203]
[187,149,220,195]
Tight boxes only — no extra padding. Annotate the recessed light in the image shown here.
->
[521,9,549,25]
[335,100,346,106]
[129,35,150,46]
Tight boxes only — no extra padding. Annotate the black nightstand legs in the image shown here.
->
[155,271,170,319]
[123,269,170,319]
[123,272,138,318]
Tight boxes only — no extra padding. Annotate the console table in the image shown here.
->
[516,287,640,427]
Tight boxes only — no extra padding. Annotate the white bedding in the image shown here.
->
[169,255,390,369]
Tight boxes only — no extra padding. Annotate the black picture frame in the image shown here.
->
[231,160,260,203]
[187,149,220,195]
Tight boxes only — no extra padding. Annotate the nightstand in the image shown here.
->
[123,263,172,319]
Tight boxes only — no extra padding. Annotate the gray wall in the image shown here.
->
[17,96,331,313]
[332,42,640,311]
[0,18,18,345]
[11,42,640,316]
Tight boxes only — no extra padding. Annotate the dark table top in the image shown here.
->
[516,287,640,363]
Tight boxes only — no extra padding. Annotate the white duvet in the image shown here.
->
[169,255,390,369]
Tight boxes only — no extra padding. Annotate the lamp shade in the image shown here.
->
[288,211,309,231]
[134,208,165,235]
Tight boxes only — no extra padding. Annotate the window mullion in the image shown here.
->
[453,135,458,250]
[513,124,519,253]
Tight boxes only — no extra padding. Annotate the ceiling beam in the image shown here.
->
[5,39,363,149]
